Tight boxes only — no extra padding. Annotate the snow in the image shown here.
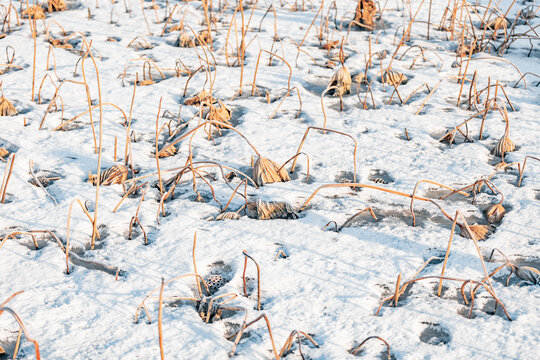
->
[0,0,539,359]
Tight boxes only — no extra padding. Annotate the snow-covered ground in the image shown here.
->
[1,0,539,359]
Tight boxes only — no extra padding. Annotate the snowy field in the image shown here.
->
[0,0,539,359]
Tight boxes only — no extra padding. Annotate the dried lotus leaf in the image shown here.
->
[486,203,505,223]
[515,266,540,284]
[89,164,128,186]
[252,157,290,186]
[461,224,493,241]
[329,66,352,96]
[248,200,298,220]
[185,90,211,106]
[23,5,46,19]
[492,135,515,157]
[353,0,376,28]
[0,96,17,116]
[382,70,407,86]
[215,212,240,220]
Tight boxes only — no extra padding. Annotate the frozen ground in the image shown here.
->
[0,0,539,359]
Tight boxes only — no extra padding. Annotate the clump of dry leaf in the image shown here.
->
[252,157,290,186]
[0,96,17,116]
[461,224,493,241]
[492,135,515,157]
[353,0,377,29]
[46,0,66,12]
[486,203,505,223]
[22,5,46,19]
[382,70,407,86]
[204,100,232,136]
[89,164,128,186]
[328,67,352,96]
[185,90,211,106]
[158,144,177,158]
[247,199,298,220]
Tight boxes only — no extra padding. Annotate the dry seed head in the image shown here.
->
[205,274,226,294]
[0,96,17,116]
[89,164,128,186]
[252,157,290,186]
[0,147,9,159]
[247,199,298,220]
[461,224,492,241]
[329,66,352,96]
[486,203,505,223]
[492,135,515,157]
[515,266,540,284]
[383,70,407,86]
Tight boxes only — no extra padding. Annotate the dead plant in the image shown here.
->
[353,0,376,29]
[228,314,318,359]
[252,157,290,187]
[88,164,128,186]
[247,199,298,220]
[0,95,17,116]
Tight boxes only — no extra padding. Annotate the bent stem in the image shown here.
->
[290,126,357,183]
[351,336,391,359]
[242,250,261,310]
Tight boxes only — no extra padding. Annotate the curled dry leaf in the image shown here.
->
[515,266,540,285]
[89,164,128,186]
[492,135,515,157]
[215,212,241,220]
[185,90,211,106]
[247,199,298,220]
[204,100,232,136]
[0,96,17,116]
[461,224,493,241]
[486,203,505,223]
[252,157,290,186]
[158,144,177,158]
[353,73,367,84]
[382,70,407,86]
[329,66,352,96]
[354,0,377,28]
